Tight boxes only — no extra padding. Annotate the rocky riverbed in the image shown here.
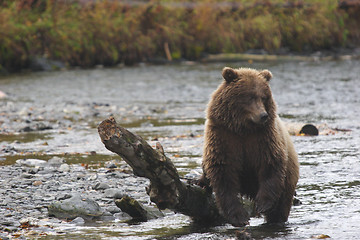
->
[0,156,156,239]
[1,61,360,239]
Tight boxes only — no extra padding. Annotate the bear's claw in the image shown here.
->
[228,216,249,227]
[227,210,250,227]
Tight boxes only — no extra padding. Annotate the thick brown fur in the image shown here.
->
[202,67,299,227]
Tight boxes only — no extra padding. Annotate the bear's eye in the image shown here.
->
[247,96,255,102]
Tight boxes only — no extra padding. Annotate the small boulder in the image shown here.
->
[48,194,103,220]
[47,157,65,167]
[58,163,70,172]
[16,159,47,167]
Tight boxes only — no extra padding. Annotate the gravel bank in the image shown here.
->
[0,157,152,239]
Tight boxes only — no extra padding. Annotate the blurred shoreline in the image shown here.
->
[1,0,360,74]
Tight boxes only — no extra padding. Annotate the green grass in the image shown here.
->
[0,0,357,72]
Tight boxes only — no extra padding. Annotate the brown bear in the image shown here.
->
[201,67,299,227]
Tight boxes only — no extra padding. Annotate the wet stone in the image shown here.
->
[47,157,65,166]
[33,180,43,186]
[113,212,132,221]
[21,173,34,179]
[56,193,73,201]
[100,211,115,221]
[28,167,40,174]
[106,163,117,169]
[48,194,103,220]
[106,171,124,178]
[58,163,70,172]
[87,173,98,181]
[103,188,125,199]
[0,218,19,227]
[16,159,47,168]
[94,182,110,190]
[19,217,39,226]
[70,217,85,225]
[106,206,121,214]
[76,173,87,180]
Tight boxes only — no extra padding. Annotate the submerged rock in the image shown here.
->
[48,194,103,220]
[70,217,85,225]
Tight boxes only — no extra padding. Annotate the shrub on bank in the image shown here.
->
[0,0,356,72]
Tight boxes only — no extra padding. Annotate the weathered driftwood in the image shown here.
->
[115,195,164,221]
[98,116,224,224]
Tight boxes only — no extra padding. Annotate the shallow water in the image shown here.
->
[1,60,360,239]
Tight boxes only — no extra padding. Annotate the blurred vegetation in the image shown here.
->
[0,0,359,72]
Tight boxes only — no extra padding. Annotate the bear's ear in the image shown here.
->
[259,69,272,82]
[222,67,238,83]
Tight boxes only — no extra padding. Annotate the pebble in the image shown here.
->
[106,163,117,169]
[94,182,110,190]
[47,157,65,166]
[113,212,132,221]
[70,217,85,225]
[58,163,70,172]
[28,167,40,174]
[19,217,39,226]
[104,188,125,199]
[33,180,43,186]
[107,206,121,214]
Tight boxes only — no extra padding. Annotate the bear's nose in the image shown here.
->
[260,112,268,123]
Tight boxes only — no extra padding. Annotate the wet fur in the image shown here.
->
[202,67,299,226]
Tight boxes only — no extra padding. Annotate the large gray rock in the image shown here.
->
[48,194,103,220]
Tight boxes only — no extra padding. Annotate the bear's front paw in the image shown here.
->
[227,211,250,227]
[189,175,212,192]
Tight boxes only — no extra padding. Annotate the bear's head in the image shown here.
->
[207,67,277,133]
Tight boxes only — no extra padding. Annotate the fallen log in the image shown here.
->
[115,195,164,221]
[97,116,225,224]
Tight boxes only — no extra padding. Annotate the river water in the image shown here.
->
[0,60,359,239]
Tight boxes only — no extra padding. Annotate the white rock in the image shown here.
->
[58,163,70,172]
[16,159,47,167]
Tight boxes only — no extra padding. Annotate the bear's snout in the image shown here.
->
[251,111,269,124]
